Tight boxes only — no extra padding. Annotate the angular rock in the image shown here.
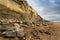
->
[2,30,16,38]
[17,27,24,38]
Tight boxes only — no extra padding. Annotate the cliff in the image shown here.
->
[0,0,60,40]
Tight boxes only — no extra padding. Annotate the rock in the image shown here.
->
[14,23,21,32]
[0,21,2,25]
[44,31,51,35]
[0,19,9,25]
[31,30,38,37]
[20,21,31,27]
[22,22,28,25]
[13,23,25,37]
[0,25,7,32]
[36,23,40,26]
[2,30,16,38]
[17,27,24,37]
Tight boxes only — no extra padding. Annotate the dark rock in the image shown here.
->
[0,25,7,32]
[32,22,35,25]
[39,30,43,33]
[0,21,2,25]
[44,31,51,35]
[31,30,38,37]
[22,22,28,25]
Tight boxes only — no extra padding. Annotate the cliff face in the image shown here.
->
[0,0,60,40]
[0,0,42,22]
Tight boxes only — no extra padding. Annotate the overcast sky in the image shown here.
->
[27,0,60,22]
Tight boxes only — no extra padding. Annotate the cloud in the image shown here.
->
[27,0,60,22]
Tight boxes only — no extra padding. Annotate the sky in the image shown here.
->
[27,0,60,22]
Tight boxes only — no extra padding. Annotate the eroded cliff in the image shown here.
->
[0,0,60,40]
